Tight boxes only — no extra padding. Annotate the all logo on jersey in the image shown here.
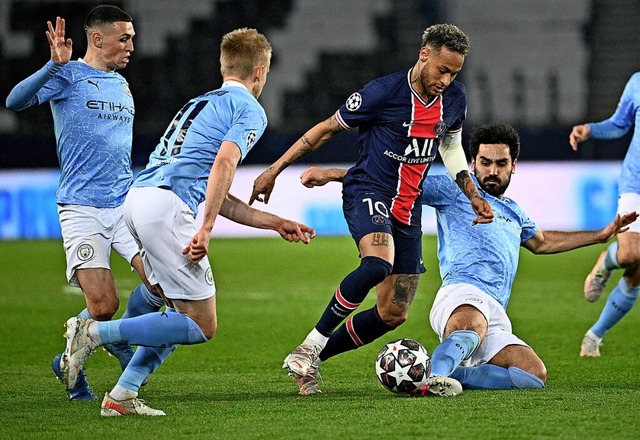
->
[345,92,362,111]
[371,214,388,225]
[246,131,257,149]
[76,243,95,261]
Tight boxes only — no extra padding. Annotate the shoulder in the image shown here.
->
[443,81,466,99]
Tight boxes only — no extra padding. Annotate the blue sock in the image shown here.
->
[430,330,481,377]
[78,308,92,319]
[603,241,621,271]
[97,310,208,347]
[450,364,544,389]
[77,309,132,369]
[591,278,640,338]
[319,306,394,361]
[315,256,392,336]
[117,345,177,393]
[121,284,164,318]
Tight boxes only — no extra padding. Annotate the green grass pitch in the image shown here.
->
[1,236,639,439]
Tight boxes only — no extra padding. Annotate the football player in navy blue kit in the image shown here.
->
[249,23,493,395]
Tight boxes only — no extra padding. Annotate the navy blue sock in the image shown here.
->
[450,364,544,389]
[319,306,394,361]
[315,256,392,336]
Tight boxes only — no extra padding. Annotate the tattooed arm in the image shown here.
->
[249,114,345,205]
[439,132,494,224]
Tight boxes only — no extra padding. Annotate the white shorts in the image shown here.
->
[123,187,216,301]
[429,283,529,367]
[58,204,139,287]
[618,193,640,233]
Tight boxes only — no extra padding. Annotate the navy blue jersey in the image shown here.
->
[336,68,467,226]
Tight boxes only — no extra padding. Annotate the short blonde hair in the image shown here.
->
[220,28,272,79]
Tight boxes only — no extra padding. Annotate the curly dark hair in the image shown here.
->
[421,23,469,56]
[468,122,520,161]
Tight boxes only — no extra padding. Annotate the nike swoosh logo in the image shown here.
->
[402,121,414,127]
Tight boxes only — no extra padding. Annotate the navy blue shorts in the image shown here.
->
[342,187,426,275]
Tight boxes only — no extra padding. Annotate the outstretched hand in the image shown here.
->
[599,212,639,242]
[470,196,494,225]
[46,17,72,65]
[275,220,316,244]
[249,168,277,205]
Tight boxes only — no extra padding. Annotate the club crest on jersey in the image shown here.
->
[371,214,387,225]
[246,131,257,149]
[345,92,362,111]
[76,243,95,261]
[205,267,214,285]
[123,82,132,97]
[434,121,447,136]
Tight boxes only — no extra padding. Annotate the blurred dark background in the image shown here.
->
[1,0,639,169]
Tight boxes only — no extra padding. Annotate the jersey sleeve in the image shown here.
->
[223,103,267,161]
[5,60,65,110]
[589,73,640,139]
[445,82,467,134]
[334,79,386,129]
[517,207,538,244]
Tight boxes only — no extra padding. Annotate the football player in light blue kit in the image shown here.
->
[61,28,315,416]
[5,6,163,401]
[570,73,640,357]
[298,122,636,395]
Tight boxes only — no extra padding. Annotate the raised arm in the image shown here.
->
[219,193,315,243]
[522,212,638,254]
[249,114,345,205]
[6,17,72,111]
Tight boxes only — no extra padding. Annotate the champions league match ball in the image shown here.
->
[375,338,431,394]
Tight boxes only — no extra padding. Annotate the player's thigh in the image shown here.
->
[489,344,547,380]
[75,267,119,318]
[343,188,394,262]
[58,204,117,288]
[125,187,215,301]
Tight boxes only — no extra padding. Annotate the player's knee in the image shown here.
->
[616,246,640,267]
[361,256,393,285]
[201,321,217,340]
[88,297,119,321]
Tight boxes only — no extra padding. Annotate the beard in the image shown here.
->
[477,174,511,198]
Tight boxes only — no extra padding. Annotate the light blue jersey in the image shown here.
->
[8,60,134,207]
[134,81,267,215]
[422,174,538,309]
[588,72,640,195]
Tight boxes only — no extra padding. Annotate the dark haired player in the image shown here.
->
[249,23,493,396]
[300,121,636,396]
[6,5,163,401]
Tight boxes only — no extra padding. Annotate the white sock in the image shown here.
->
[109,385,137,401]
[304,328,329,349]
